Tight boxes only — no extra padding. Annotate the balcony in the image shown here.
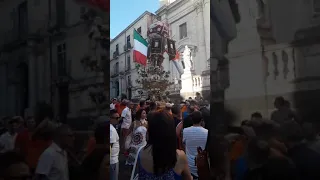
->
[264,45,295,82]
[113,50,119,59]
[192,75,203,92]
[124,42,132,52]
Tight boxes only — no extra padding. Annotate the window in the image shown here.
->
[57,43,67,76]
[313,0,320,14]
[127,55,131,71]
[18,1,28,38]
[115,81,120,97]
[116,44,119,52]
[127,35,131,48]
[114,62,119,74]
[127,35,130,44]
[137,27,141,34]
[179,23,187,39]
[128,75,132,86]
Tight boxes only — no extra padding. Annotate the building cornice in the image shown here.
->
[110,11,154,43]
[156,0,189,15]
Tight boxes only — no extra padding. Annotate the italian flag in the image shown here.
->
[133,29,148,66]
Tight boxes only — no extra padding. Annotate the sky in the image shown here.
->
[110,0,159,39]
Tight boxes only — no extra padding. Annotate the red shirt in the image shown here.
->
[15,129,51,169]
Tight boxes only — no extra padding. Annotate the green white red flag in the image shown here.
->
[133,29,148,66]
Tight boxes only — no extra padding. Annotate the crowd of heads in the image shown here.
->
[0,102,109,180]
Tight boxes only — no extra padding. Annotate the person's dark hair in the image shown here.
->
[0,151,26,178]
[149,101,157,110]
[135,109,146,120]
[254,122,279,141]
[171,105,181,116]
[145,112,177,175]
[110,109,118,116]
[191,111,202,124]
[139,100,146,107]
[95,122,108,144]
[284,100,291,108]
[251,112,262,119]
[274,96,285,107]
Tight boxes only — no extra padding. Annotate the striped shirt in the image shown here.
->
[183,126,208,177]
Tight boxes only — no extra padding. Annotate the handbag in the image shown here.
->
[196,133,211,180]
[130,145,145,180]
[196,147,211,180]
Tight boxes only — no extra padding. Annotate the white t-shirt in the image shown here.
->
[110,124,120,164]
[121,107,132,129]
[36,143,69,180]
[183,126,208,177]
[110,103,115,110]
[0,132,17,153]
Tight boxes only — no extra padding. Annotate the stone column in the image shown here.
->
[28,48,36,111]
[265,51,274,81]
[203,0,210,65]
[38,55,45,101]
[194,1,207,74]
[285,48,295,81]
[275,50,284,81]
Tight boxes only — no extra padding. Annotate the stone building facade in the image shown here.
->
[224,0,320,121]
[110,0,210,100]
[0,0,108,121]
[109,11,155,100]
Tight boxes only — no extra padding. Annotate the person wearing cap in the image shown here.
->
[0,117,19,153]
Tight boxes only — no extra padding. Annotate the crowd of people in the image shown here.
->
[0,102,108,180]
[110,95,320,180]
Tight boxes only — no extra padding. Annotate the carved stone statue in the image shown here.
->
[183,45,193,70]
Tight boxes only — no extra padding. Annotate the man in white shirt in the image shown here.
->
[35,125,74,180]
[0,118,18,153]
[120,100,132,152]
[183,111,208,179]
[110,110,120,180]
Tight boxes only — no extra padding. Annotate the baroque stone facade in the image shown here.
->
[0,0,108,120]
[110,0,210,100]
[224,0,320,122]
